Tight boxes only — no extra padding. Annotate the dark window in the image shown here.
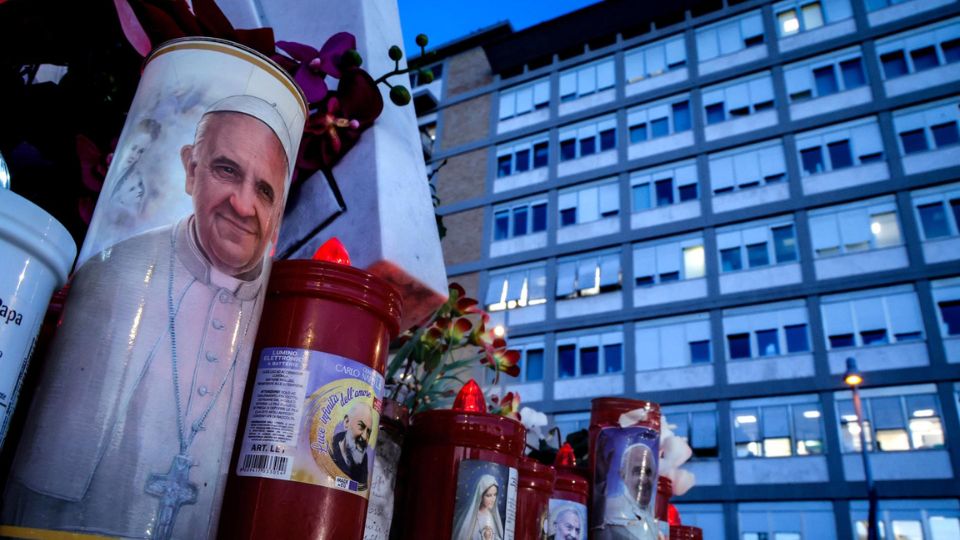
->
[800,147,825,175]
[512,206,528,237]
[861,329,889,346]
[497,155,512,177]
[678,183,698,202]
[840,58,866,89]
[952,199,960,234]
[526,349,544,381]
[756,329,780,357]
[829,334,855,348]
[560,207,577,227]
[790,89,813,102]
[533,142,549,168]
[747,243,770,268]
[895,331,923,341]
[651,118,669,139]
[944,38,960,63]
[728,333,751,359]
[581,346,599,375]
[659,271,680,282]
[531,203,547,232]
[599,128,617,151]
[910,46,940,72]
[932,122,960,148]
[655,178,674,206]
[690,340,711,364]
[494,211,510,240]
[673,101,691,132]
[785,324,809,353]
[828,140,854,169]
[859,151,884,163]
[633,184,651,211]
[917,202,950,238]
[580,137,596,157]
[880,50,908,79]
[744,34,764,47]
[940,300,960,335]
[813,65,839,97]
[721,248,742,272]
[560,139,577,161]
[900,129,929,154]
[705,103,725,125]
[514,149,530,173]
[635,275,655,286]
[690,412,719,458]
[558,345,576,378]
[772,225,798,263]
[629,123,648,144]
[604,344,623,373]
[753,100,774,112]
[729,105,750,118]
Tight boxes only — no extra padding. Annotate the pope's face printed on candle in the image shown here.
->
[181,111,288,278]
[620,443,656,507]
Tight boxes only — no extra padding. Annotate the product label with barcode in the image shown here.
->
[236,347,383,498]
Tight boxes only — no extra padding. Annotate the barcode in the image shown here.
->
[239,454,289,476]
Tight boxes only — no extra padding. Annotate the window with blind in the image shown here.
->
[784,47,866,102]
[663,407,720,459]
[633,236,706,287]
[498,77,550,121]
[876,18,960,80]
[559,57,616,103]
[733,400,825,458]
[625,34,687,83]
[892,98,960,157]
[559,115,618,161]
[808,197,903,257]
[708,140,787,195]
[716,220,799,273]
[702,72,775,125]
[631,160,699,212]
[837,390,945,453]
[820,287,925,349]
[558,179,620,227]
[496,134,550,178]
[627,95,693,144]
[556,327,624,378]
[556,250,622,299]
[636,315,712,370]
[724,302,811,360]
[485,264,548,312]
[493,198,548,241]
[795,117,885,176]
[695,10,765,61]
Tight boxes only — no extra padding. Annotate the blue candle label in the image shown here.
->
[547,499,587,540]
[236,347,383,498]
[452,459,519,540]
[591,426,660,539]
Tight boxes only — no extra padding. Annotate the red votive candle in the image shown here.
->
[670,525,703,540]
[548,467,589,540]
[589,398,662,538]
[516,457,556,540]
[219,259,402,540]
[656,476,673,522]
[393,392,526,539]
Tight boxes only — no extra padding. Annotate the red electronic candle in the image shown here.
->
[548,464,589,540]
[516,457,555,540]
[219,257,402,540]
[393,381,526,539]
[670,525,703,540]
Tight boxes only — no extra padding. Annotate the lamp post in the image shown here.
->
[845,357,879,540]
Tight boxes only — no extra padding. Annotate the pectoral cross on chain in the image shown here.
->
[145,453,198,540]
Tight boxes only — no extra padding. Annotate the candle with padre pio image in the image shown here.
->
[1,38,306,540]
[393,380,526,540]
[219,254,402,540]
[589,397,662,540]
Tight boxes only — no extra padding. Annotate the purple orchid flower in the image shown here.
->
[276,32,357,103]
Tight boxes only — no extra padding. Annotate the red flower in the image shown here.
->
[276,33,356,104]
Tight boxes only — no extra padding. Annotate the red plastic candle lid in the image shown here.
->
[554,442,577,467]
[518,457,556,495]
[553,468,589,499]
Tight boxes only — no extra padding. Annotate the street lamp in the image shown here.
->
[845,357,879,540]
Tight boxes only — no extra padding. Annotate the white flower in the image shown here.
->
[520,406,548,439]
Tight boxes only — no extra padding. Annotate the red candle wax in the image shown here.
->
[670,525,703,540]
[516,457,556,540]
[218,259,402,540]
[393,408,526,539]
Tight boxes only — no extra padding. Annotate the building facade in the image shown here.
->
[412,0,960,538]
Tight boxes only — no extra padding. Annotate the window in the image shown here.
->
[821,287,925,350]
[557,329,624,378]
[498,78,550,120]
[734,400,824,458]
[558,180,619,227]
[525,348,544,381]
[559,116,617,161]
[492,200,548,241]
[808,198,903,256]
[496,136,550,178]
[877,20,960,80]
[912,182,960,240]
[894,98,960,158]
[796,118,886,175]
[633,237,706,287]
[636,315,712,370]
[717,221,798,273]
[702,73,775,126]
[918,203,951,238]
[696,10,764,62]
[933,278,960,337]
[940,300,960,335]
[627,96,692,143]
[485,265,548,311]
[556,251,621,299]
[784,48,867,103]
[664,408,719,459]
[709,141,787,195]
[776,0,834,37]
[559,57,615,102]
[631,161,698,211]
[625,35,687,83]
[724,302,811,360]
[837,390,945,453]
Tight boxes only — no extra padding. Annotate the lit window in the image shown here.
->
[683,246,706,279]
[772,226,798,263]
[870,212,901,248]
[778,10,800,36]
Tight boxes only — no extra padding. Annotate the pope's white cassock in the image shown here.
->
[3,216,264,539]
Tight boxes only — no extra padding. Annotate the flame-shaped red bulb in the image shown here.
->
[452,379,486,413]
[312,237,351,265]
[668,504,681,526]
[554,442,577,467]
